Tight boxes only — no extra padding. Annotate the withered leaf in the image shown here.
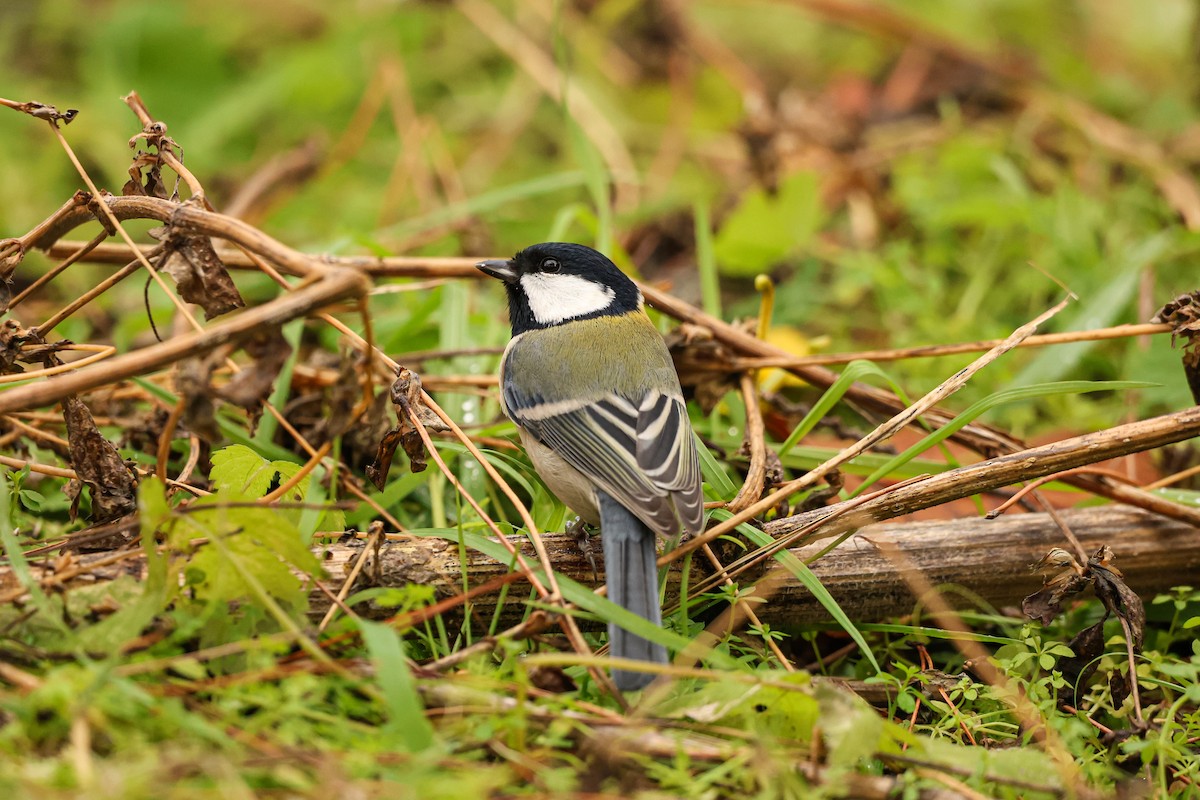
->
[175,352,223,443]
[0,320,34,375]
[367,427,407,490]
[0,322,74,375]
[1025,544,1145,709]
[332,363,392,470]
[1151,290,1200,405]
[154,222,244,319]
[527,665,577,693]
[1022,548,1089,625]
[217,325,292,417]
[1089,545,1145,652]
[1055,621,1105,707]
[61,515,140,553]
[11,100,78,126]
[62,395,137,523]
[1,238,23,289]
[125,151,168,199]
[367,368,449,487]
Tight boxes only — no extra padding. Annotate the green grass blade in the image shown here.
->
[357,619,435,752]
[408,528,743,673]
[1014,232,1170,386]
[777,360,906,459]
[696,431,739,499]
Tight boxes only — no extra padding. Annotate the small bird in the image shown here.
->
[478,243,704,691]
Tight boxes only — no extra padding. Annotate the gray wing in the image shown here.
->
[505,384,704,538]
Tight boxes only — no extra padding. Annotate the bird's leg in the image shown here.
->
[566,516,600,581]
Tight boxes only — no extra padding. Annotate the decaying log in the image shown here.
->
[6,506,1194,631]
[318,505,1197,627]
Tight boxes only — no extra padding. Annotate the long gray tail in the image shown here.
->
[599,491,668,691]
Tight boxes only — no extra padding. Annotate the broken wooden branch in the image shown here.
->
[6,506,1193,633]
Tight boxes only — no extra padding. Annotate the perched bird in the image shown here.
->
[478,243,704,691]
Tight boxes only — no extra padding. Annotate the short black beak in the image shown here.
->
[476,259,517,283]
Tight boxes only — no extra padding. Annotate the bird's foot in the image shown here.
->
[566,516,600,581]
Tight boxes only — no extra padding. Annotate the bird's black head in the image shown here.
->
[477,242,643,335]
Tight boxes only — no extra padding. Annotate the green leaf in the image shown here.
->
[714,172,824,276]
[357,619,434,752]
[168,495,321,649]
[406,528,743,672]
[210,444,299,497]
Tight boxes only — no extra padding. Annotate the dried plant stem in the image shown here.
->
[47,125,198,327]
[1145,462,1200,489]
[0,454,76,480]
[699,542,795,671]
[36,258,143,334]
[4,230,108,311]
[154,399,186,483]
[985,467,1140,519]
[0,344,117,385]
[123,92,208,202]
[764,404,1200,544]
[0,268,368,414]
[718,322,1171,368]
[726,372,769,515]
[404,403,549,598]
[261,441,333,504]
[667,297,1072,565]
[679,476,926,603]
[3,415,69,450]
[319,523,383,632]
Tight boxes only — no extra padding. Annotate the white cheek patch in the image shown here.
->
[520,272,616,325]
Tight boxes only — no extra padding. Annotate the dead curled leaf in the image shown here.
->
[173,327,291,441]
[1023,544,1146,708]
[367,367,449,489]
[61,395,138,523]
[175,352,223,444]
[1151,290,1200,404]
[150,212,245,319]
[7,100,78,126]
[0,321,76,375]
[0,240,23,305]
[665,321,753,414]
[217,325,291,415]
[125,151,170,200]
[319,352,392,469]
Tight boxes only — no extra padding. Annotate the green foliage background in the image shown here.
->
[2,1,1200,798]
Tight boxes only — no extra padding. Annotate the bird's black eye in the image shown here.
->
[540,257,561,273]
